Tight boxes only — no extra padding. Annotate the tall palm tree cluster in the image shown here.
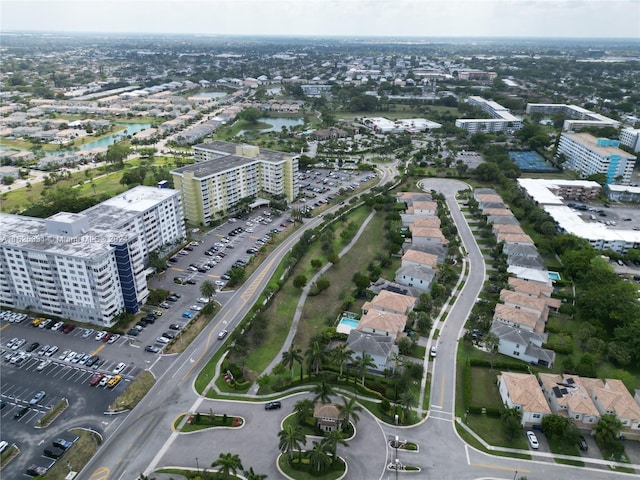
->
[208,452,267,480]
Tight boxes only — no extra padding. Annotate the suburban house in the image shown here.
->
[346,330,395,373]
[497,372,552,426]
[499,290,552,322]
[313,403,345,432]
[401,249,439,269]
[538,373,601,429]
[357,309,407,340]
[490,322,555,368]
[403,243,448,263]
[401,215,442,228]
[585,378,640,440]
[362,289,417,316]
[508,277,554,298]
[395,263,436,292]
[507,254,547,271]
[409,200,438,216]
[507,265,552,286]
[493,303,545,334]
[489,214,520,225]
[496,233,535,249]
[492,224,526,236]
[409,225,447,246]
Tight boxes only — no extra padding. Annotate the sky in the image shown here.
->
[2,0,639,39]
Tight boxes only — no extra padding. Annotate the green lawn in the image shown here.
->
[465,414,529,450]
[469,367,503,409]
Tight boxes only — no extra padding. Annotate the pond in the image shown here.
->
[45,122,152,155]
[237,117,304,137]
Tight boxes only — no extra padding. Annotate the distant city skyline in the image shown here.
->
[2,0,639,39]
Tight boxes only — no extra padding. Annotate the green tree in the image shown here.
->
[211,452,243,480]
[306,341,326,376]
[352,272,370,293]
[243,466,267,480]
[278,424,305,461]
[308,441,332,472]
[293,274,307,289]
[293,398,314,426]
[352,353,375,387]
[337,396,363,430]
[313,381,335,404]
[595,414,623,452]
[238,107,262,124]
[322,429,349,464]
[199,280,217,300]
[483,332,500,369]
[501,407,523,440]
[331,343,353,377]
[282,345,303,379]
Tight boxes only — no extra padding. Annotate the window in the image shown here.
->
[532,413,541,419]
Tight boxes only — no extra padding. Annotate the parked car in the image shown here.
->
[156,336,170,345]
[169,323,183,331]
[145,345,161,353]
[112,362,126,374]
[430,346,437,357]
[26,342,40,353]
[36,359,51,371]
[44,446,66,459]
[29,390,46,405]
[90,373,104,386]
[82,328,95,339]
[578,436,588,451]
[98,376,111,387]
[14,406,30,419]
[107,375,122,388]
[45,345,59,357]
[108,334,120,344]
[526,430,539,449]
[53,438,73,450]
[162,331,176,340]
[182,311,194,319]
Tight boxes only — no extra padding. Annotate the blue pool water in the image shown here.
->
[339,318,359,329]
[548,271,561,281]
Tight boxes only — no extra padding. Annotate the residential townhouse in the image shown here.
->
[497,372,552,427]
[362,289,417,316]
[356,309,407,340]
[538,374,601,429]
[493,303,544,334]
[586,379,640,440]
[346,330,395,373]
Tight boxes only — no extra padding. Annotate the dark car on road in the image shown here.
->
[265,401,282,410]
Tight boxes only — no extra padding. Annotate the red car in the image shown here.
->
[89,373,104,386]
[101,332,113,343]
[63,325,76,334]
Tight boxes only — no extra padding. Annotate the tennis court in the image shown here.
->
[508,150,559,172]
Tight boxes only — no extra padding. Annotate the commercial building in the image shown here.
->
[526,103,620,131]
[557,132,636,185]
[362,117,441,134]
[0,186,185,326]
[455,96,522,134]
[172,142,299,225]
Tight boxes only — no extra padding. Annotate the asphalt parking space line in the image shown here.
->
[91,343,106,356]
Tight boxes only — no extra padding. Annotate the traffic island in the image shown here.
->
[173,412,245,433]
[34,398,69,428]
[106,371,155,413]
[388,439,419,452]
[277,452,347,480]
[0,444,20,471]
[387,461,421,473]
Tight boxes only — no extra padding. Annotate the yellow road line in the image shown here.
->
[173,267,185,272]
[470,463,529,473]
[90,343,106,357]
[0,323,10,332]
[89,466,110,480]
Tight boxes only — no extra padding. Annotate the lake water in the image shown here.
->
[236,117,305,137]
[45,122,152,155]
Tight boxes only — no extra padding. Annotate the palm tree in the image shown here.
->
[308,441,332,473]
[322,429,349,464]
[278,424,305,462]
[282,345,303,379]
[352,353,375,387]
[211,452,243,480]
[398,391,416,422]
[595,414,623,450]
[337,396,363,430]
[243,466,267,480]
[199,279,217,300]
[331,343,352,378]
[313,381,334,404]
[306,341,326,376]
[293,398,314,426]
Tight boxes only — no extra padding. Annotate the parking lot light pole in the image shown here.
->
[513,470,518,480]
[196,457,199,475]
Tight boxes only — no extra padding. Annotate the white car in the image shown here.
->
[215,280,225,287]
[94,331,107,341]
[197,297,209,304]
[430,346,437,358]
[155,336,170,345]
[112,362,126,374]
[526,430,539,449]
[82,328,95,339]
[189,305,202,311]
[36,359,51,371]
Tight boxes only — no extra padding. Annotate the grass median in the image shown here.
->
[35,398,69,428]
[164,307,215,354]
[107,371,155,412]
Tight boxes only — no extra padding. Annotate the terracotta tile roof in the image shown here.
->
[409,226,447,243]
[493,224,526,234]
[413,217,441,228]
[402,249,439,267]
[362,289,417,315]
[357,309,407,335]
[493,304,543,332]
[483,208,514,216]
[496,233,534,244]
[499,372,552,414]
[595,379,640,420]
[313,403,344,420]
[477,194,504,203]
[413,200,437,211]
[538,373,600,417]
[508,277,554,297]
[500,290,549,316]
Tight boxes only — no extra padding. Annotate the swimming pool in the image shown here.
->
[548,271,561,281]
[336,316,360,334]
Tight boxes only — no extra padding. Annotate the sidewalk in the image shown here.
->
[247,209,377,395]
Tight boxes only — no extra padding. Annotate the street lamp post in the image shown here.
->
[394,435,399,480]
[513,470,518,480]
[196,457,200,476]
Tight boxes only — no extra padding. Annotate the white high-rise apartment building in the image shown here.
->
[557,132,636,185]
[619,128,640,153]
[0,186,186,326]
[455,96,522,134]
